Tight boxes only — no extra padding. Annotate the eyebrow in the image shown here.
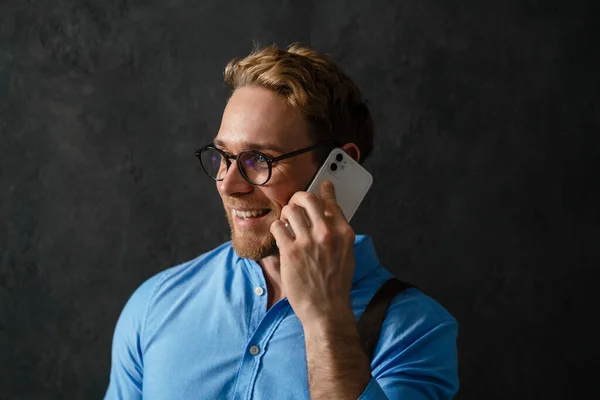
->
[213,139,287,154]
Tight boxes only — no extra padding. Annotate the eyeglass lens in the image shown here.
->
[200,148,270,185]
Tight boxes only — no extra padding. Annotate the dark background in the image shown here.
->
[1,0,598,398]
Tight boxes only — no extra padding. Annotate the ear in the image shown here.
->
[340,143,361,163]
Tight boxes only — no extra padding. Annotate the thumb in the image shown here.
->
[320,180,337,205]
[320,180,345,220]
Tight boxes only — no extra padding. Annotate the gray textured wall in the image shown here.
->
[1,0,598,399]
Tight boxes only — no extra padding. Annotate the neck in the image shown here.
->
[258,254,285,309]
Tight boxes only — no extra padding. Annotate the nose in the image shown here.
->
[217,159,253,196]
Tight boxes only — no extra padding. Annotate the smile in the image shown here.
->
[232,209,271,219]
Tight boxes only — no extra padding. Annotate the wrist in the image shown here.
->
[302,308,359,339]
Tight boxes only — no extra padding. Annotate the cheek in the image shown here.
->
[262,189,288,213]
[266,168,316,208]
[261,185,296,214]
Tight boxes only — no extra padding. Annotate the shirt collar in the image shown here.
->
[233,234,380,284]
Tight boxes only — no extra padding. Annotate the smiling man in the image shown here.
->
[105,44,459,399]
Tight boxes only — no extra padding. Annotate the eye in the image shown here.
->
[251,154,269,169]
[241,152,269,170]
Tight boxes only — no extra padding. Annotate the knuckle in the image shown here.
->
[281,204,295,216]
[341,224,355,238]
[316,228,334,244]
[342,228,355,244]
[293,191,318,207]
[290,191,302,201]
[290,191,306,205]
[287,204,300,214]
[270,220,282,231]
[304,191,318,203]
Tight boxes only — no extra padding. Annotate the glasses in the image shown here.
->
[195,140,337,186]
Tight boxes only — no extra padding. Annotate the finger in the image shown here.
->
[319,180,345,220]
[281,204,311,236]
[288,191,325,228]
[284,221,296,238]
[270,220,295,246]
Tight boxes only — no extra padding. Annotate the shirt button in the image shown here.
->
[254,286,265,296]
[249,345,260,355]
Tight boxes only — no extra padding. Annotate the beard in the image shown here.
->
[225,209,279,260]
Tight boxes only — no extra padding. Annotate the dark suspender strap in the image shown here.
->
[357,278,416,360]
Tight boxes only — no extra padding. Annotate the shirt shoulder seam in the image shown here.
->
[139,262,190,348]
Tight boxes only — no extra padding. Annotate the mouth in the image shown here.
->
[231,208,271,221]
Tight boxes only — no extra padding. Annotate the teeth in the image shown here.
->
[233,209,268,219]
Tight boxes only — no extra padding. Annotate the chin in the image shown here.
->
[226,211,278,260]
[231,231,278,260]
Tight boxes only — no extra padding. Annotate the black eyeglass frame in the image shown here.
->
[194,140,339,186]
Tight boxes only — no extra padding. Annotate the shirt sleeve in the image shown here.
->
[104,275,159,400]
[358,293,460,400]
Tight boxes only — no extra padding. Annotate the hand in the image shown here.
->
[270,181,357,329]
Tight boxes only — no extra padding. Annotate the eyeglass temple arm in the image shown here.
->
[270,140,340,162]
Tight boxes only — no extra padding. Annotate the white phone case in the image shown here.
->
[306,148,373,222]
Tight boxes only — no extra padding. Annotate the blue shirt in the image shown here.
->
[105,235,458,399]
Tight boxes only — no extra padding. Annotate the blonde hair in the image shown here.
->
[223,43,374,163]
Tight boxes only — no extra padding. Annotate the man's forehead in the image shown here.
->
[216,87,312,152]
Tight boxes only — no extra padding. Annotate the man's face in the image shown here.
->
[214,86,320,260]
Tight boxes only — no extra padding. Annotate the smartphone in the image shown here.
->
[306,148,373,222]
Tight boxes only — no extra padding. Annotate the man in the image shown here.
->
[105,43,458,399]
